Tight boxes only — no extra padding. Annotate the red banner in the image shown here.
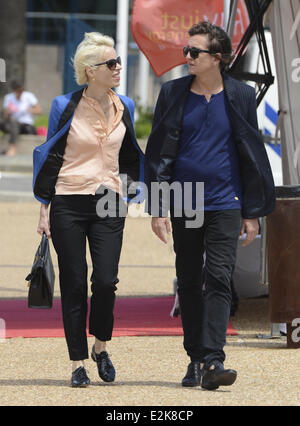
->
[131,0,249,76]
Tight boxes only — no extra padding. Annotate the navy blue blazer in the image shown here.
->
[33,89,144,204]
[145,73,276,219]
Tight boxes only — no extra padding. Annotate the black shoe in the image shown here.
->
[71,366,90,388]
[182,361,202,387]
[91,345,116,383]
[201,363,237,390]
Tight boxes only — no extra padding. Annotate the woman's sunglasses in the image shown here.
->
[183,46,213,59]
[94,56,121,70]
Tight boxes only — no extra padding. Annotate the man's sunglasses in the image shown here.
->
[183,46,213,59]
[94,56,121,70]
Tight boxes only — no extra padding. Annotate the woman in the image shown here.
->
[34,32,144,387]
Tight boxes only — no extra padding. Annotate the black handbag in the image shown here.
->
[25,233,55,309]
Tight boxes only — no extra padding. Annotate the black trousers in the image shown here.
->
[171,209,241,367]
[50,194,126,361]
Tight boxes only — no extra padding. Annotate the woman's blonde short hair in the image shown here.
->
[73,32,115,85]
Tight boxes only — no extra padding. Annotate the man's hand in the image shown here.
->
[151,217,171,244]
[240,218,259,247]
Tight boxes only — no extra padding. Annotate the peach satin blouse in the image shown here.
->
[55,88,126,196]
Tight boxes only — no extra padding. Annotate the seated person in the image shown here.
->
[0,80,42,156]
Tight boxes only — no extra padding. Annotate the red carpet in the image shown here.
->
[0,297,237,338]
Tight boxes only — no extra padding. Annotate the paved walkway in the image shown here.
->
[0,201,299,406]
[0,145,299,406]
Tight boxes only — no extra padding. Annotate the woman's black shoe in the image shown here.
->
[201,364,237,390]
[182,361,202,387]
[91,345,116,382]
[71,366,90,388]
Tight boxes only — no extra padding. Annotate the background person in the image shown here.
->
[33,32,144,387]
[145,21,275,391]
[0,80,42,156]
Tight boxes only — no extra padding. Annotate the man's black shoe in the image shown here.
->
[201,364,237,390]
[71,366,90,388]
[182,361,202,387]
[91,345,116,382]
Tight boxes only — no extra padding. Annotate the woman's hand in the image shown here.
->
[37,203,51,238]
[151,217,171,244]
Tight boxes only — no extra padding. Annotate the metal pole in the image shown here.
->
[227,0,238,40]
[170,65,184,80]
[224,0,231,30]
[116,0,129,95]
[138,51,149,108]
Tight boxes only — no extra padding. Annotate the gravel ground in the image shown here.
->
[0,202,299,406]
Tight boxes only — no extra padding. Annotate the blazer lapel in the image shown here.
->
[57,88,84,130]
[163,75,194,130]
[57,90,137,144]
[223,73,238,107]
[170,74,237,123]
[223,73,249,138]
[121,100,136,138]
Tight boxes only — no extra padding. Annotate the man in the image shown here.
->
[0,80,42,156]
[145,22,275,390]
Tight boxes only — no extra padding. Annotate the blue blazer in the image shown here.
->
[145,74,276,219]
[33,89,144,204]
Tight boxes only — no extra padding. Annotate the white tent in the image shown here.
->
[224,0,300,300]
[268,0,300,184]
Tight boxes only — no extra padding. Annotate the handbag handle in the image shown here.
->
[40,232,49,259]
[25,233,49,282]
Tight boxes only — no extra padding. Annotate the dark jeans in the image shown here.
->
[0,118,36,144]
[50,194,126,361]
[171,209,241,367]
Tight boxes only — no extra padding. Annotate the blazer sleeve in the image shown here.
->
[151,85,167,132]
[46,98,61,140]
[118,94,135,124]
[144,85,169,216]
[246,87,260,132]
[145,84,168,162]
[145,87,165,180]
[127,97,135,124]
[242,86,276,218]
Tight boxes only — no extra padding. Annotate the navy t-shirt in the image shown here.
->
[172,90,242,211]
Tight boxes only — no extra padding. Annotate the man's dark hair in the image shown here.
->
[188,21,234,71]
[11,80,24,91]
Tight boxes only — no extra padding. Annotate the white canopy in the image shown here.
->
[269,0,300,184]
